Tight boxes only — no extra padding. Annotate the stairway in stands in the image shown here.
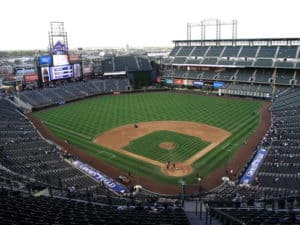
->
[184,200,222,225]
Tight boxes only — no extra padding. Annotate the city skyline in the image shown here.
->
[1,0,300,50]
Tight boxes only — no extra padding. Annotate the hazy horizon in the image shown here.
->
[1,0,300,51]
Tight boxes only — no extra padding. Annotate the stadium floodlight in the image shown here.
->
[187,19,238,43]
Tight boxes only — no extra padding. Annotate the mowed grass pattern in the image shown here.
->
[123,130,210,163]
[34,92,262,185]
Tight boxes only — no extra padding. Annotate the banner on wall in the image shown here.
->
[193,81,204,87]
[240,148,267,185]
[24,73,38,83]
[72,160,128,194]
[213,81,224,88]
[165,79,173,84]
[174,79,183,85]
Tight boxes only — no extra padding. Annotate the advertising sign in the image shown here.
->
[165,79,173,84]
[73,160,128,194]
[174,79,183,85]
[213,81,224,88]
[240,148,267,185]
[24,73,38,83]
[193,81,204,87]
[83,67,92,75]
[68,54,81,63]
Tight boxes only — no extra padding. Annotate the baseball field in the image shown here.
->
[33,92,262,186]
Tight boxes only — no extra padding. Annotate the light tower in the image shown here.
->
[186,19,238,45]
[48,22,69,54]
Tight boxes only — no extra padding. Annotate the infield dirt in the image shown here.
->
[93,121,231,177]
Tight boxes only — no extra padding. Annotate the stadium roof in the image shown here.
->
[173,37,300,46]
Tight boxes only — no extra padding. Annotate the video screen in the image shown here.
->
[49,65,73,80]
[52,55,69,66]
[38,55,53,66]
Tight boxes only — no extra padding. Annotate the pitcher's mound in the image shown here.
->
[159,142,176,150]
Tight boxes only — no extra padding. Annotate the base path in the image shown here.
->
[94,121,231,177]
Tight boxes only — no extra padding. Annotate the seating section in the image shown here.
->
[101,58,114,72]
[173,70,187,78]
[236,69,254,82]
[169,46,180,56]
[206,46,224,57]
[217,69,235,81]
[18,78,131,108]
[101,55,152,73]
[252,89,300,194]
[176,46,194,56]
[173,57,187,64]
[277,46,298,58]
[114,56,138,71]
[186,70,202,79]
[254,69,273,83]
[222,46,240,57]
[254,59,273,67]
[201,57,218,65]
[202,70,217,80]
[275,69,294,85]
[257,46,278,58]
[185,58,201,64]
[165,44,299,70]
[190,46,208,57]
[217,59,234,65]
[211,207,300,225]
[0,100,124,202]
[0,188,190,225]
[235,59,254,66]
[137,57,153,71]
[275,60,294,69]
[296,73,300,86]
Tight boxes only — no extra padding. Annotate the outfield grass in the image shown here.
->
[34,92,262,185]
[124,130,210,163]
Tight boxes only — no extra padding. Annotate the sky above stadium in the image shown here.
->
[1,0,300,50]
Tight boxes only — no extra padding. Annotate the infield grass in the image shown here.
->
[124,130,210,163]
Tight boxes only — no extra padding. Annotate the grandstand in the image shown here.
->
[15,78,131,110]
[0,99,125,199]
[162,38,300,98]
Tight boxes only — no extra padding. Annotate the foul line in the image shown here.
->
[44,121,92,141]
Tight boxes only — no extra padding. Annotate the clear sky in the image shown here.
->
[1,0,300,50]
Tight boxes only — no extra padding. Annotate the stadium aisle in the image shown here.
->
[184,200,222,225]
